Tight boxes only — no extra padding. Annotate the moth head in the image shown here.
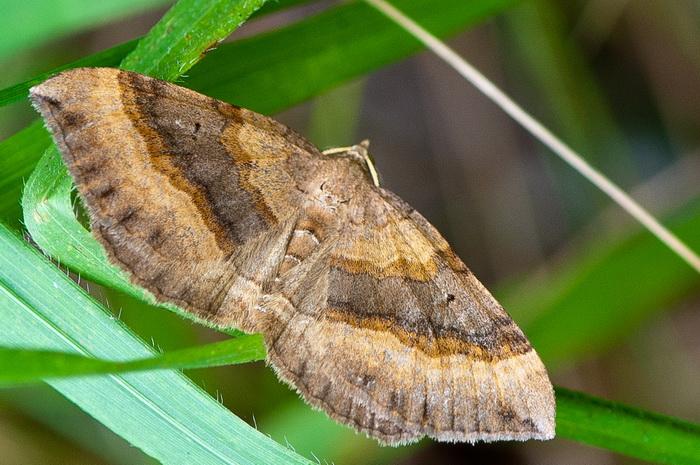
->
[323,139,380,188]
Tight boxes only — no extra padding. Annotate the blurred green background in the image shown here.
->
[1,0,699,463]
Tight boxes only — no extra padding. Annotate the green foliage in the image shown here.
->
[1,0,699,463]
[557,387,700,465]
[0,222,307,464]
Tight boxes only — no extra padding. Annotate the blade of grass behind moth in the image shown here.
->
[21,145,207,328]
[0,121,51,227]
[0,0,316,108]
[119,0,268,80]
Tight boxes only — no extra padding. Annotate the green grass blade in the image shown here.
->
[0,121,51,226]
[556,387,700,465]
[0,0,170,62]
[119,0,267,80]
[0,221,311,464]
[0,335,264,385]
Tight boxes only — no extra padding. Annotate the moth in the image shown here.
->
[30,68,555,445]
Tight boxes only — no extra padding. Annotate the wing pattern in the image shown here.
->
[30,68,555,445]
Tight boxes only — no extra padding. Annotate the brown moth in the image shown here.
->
[30,68,555,445]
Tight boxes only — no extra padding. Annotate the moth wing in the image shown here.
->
[30,68,324,325]
[265,186,556,444]
[31,68,555,446]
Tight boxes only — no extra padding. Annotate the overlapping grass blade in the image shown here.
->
[0,222,310,464]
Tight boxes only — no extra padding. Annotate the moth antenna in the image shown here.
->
[322,140,380,187]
